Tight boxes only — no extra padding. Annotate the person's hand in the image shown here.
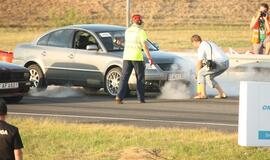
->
[263,15,269,21]
[257,11,262,18]
[148,59,154,65]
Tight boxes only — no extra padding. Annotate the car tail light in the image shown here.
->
[0,50,13,63]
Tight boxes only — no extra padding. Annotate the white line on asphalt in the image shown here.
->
[9,112,238,127]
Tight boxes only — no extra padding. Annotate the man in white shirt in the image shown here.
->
[191,34,229,99]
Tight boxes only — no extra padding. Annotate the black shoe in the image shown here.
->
[139,100,145,103]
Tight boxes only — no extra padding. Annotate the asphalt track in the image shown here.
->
[7,93,239,132]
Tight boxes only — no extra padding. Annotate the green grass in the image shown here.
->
[0,28,46,51]
[0,25,252,52]
[147,25,252,52]
[8,118,270,160]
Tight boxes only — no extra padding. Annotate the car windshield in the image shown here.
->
[97,31,158,52]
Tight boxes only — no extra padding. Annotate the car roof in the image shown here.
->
[66,24,127,32]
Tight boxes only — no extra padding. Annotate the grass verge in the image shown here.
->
[147,25,252,52]
[0,25,252,52]
[8,118,270,160]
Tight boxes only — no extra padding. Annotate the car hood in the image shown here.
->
[0,62,28,72]
[110,50,183,64]
[149,51,182,64]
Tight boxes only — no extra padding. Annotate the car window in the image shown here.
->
[47,29,74,48]
[37,34,50,46]
[97,31,158,52]
[74,31,99,50]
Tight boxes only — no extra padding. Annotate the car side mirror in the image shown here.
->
[86,45,98,51]
[153,42,159,50]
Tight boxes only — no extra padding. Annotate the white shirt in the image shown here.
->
[197,41,229,63]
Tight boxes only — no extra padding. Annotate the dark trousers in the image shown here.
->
[117,60,145,101]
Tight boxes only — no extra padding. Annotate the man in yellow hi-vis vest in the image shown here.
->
[116,15,154,104]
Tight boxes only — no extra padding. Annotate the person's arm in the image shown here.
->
[196,60,203,76]
[250,12,261,29]
[14,149,23,160]
[195,42,206,79]
[13,128,24,160]
[140,29,154,65]
[142,42,153,64]
[264,16,270,33]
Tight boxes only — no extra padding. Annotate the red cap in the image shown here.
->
[132,15,142,23]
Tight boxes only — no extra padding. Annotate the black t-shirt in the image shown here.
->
[0,120,23,160]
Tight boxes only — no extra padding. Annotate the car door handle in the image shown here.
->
[41,51,46,56]
[68,54,74,59]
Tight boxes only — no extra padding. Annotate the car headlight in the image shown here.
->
[145,63,158,70]
[170,63,181,71]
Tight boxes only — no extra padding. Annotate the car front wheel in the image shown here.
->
[105,67,130,97]
[105,67,122,97]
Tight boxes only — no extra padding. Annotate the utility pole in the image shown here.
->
[126,0,131,27]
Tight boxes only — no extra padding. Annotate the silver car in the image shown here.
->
[13,24,192,96]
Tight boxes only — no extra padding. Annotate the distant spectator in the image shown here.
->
[0,100,24,160]
[250,3,270,54]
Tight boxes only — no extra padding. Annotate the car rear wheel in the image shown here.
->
[4,96,23,104]
[28,64,47,91]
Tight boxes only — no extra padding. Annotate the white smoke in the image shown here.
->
[158,81,194,99]
[28,53,269,99]
[29,85,85,98]
[158,52,270,99]
[158,56,196,99]
[209,67,270,96]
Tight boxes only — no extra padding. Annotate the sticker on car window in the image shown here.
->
[99,33,112,37]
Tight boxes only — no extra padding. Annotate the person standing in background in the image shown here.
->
[250,3,270,55]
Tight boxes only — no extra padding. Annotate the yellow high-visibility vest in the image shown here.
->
[123,24,148,61]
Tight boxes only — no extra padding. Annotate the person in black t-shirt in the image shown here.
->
[0,100,24,160]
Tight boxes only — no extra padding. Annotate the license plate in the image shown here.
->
[168,73,183,80]
[0,82,19,89]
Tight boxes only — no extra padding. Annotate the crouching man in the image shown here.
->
[191,34,229,99]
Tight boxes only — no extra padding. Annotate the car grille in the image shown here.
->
[157,63,181,71]
[0,72,26,82]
